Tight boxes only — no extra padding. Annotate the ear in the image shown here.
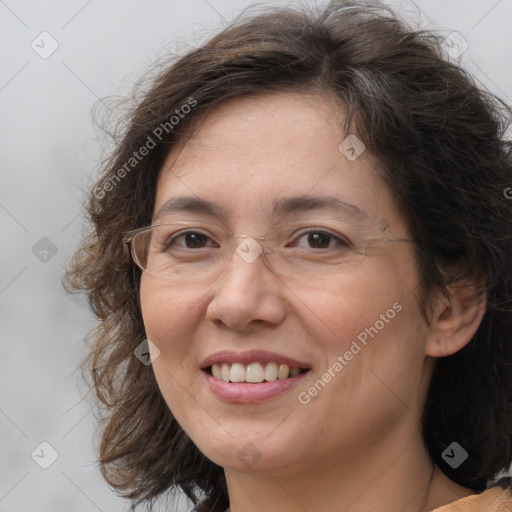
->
[425,280,487,358]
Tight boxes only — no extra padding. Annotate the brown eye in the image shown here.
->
[307,232,332,249]
[183,232,209,248]
[291,230,351,250]
[167,231,215,250]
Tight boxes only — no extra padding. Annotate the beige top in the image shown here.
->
[432,484,512,511]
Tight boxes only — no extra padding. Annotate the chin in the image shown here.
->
[182,415,305,473]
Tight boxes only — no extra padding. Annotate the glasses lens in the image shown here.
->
[264,236,367,278]
[131,225,229,278]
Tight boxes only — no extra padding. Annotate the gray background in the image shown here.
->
[1,1,511,511]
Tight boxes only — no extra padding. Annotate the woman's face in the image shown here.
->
[140,92,433,476]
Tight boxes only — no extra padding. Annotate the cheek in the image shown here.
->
[291,262,426,397]
[293,283,426,437]
[139,277,204,424]
[139,277,205,377]
[285,267,409,346]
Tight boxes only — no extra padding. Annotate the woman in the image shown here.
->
[65,1,512,511]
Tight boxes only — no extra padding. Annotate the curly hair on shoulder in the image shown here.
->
[64,1,512,510]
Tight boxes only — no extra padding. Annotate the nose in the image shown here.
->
[205,238,287,331]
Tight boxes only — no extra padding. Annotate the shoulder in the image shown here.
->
[432,477,512,511]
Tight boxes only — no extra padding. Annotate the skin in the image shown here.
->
[140,91,486,512]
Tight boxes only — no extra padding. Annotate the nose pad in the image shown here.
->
[231,235,281,279]
[234,235,265,265]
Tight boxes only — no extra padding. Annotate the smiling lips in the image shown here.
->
[201,350,310,381]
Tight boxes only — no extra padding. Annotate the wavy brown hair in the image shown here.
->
[65,1,512,510]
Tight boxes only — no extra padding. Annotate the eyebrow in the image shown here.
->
[154,196,229,221]
[153,194,369,222]
[272,195,368,220]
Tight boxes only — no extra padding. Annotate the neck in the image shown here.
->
[224,423,474,512]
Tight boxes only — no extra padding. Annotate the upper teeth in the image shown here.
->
[211,362,302,383]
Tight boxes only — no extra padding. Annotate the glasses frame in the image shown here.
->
[123,223,417,279]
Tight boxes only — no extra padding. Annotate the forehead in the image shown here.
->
[161,92,347,177]
[154,92,404,232]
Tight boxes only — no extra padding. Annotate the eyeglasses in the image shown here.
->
[123,219,416,281]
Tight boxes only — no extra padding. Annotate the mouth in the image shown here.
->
[200,350,311,401]
[204,361,310,383]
